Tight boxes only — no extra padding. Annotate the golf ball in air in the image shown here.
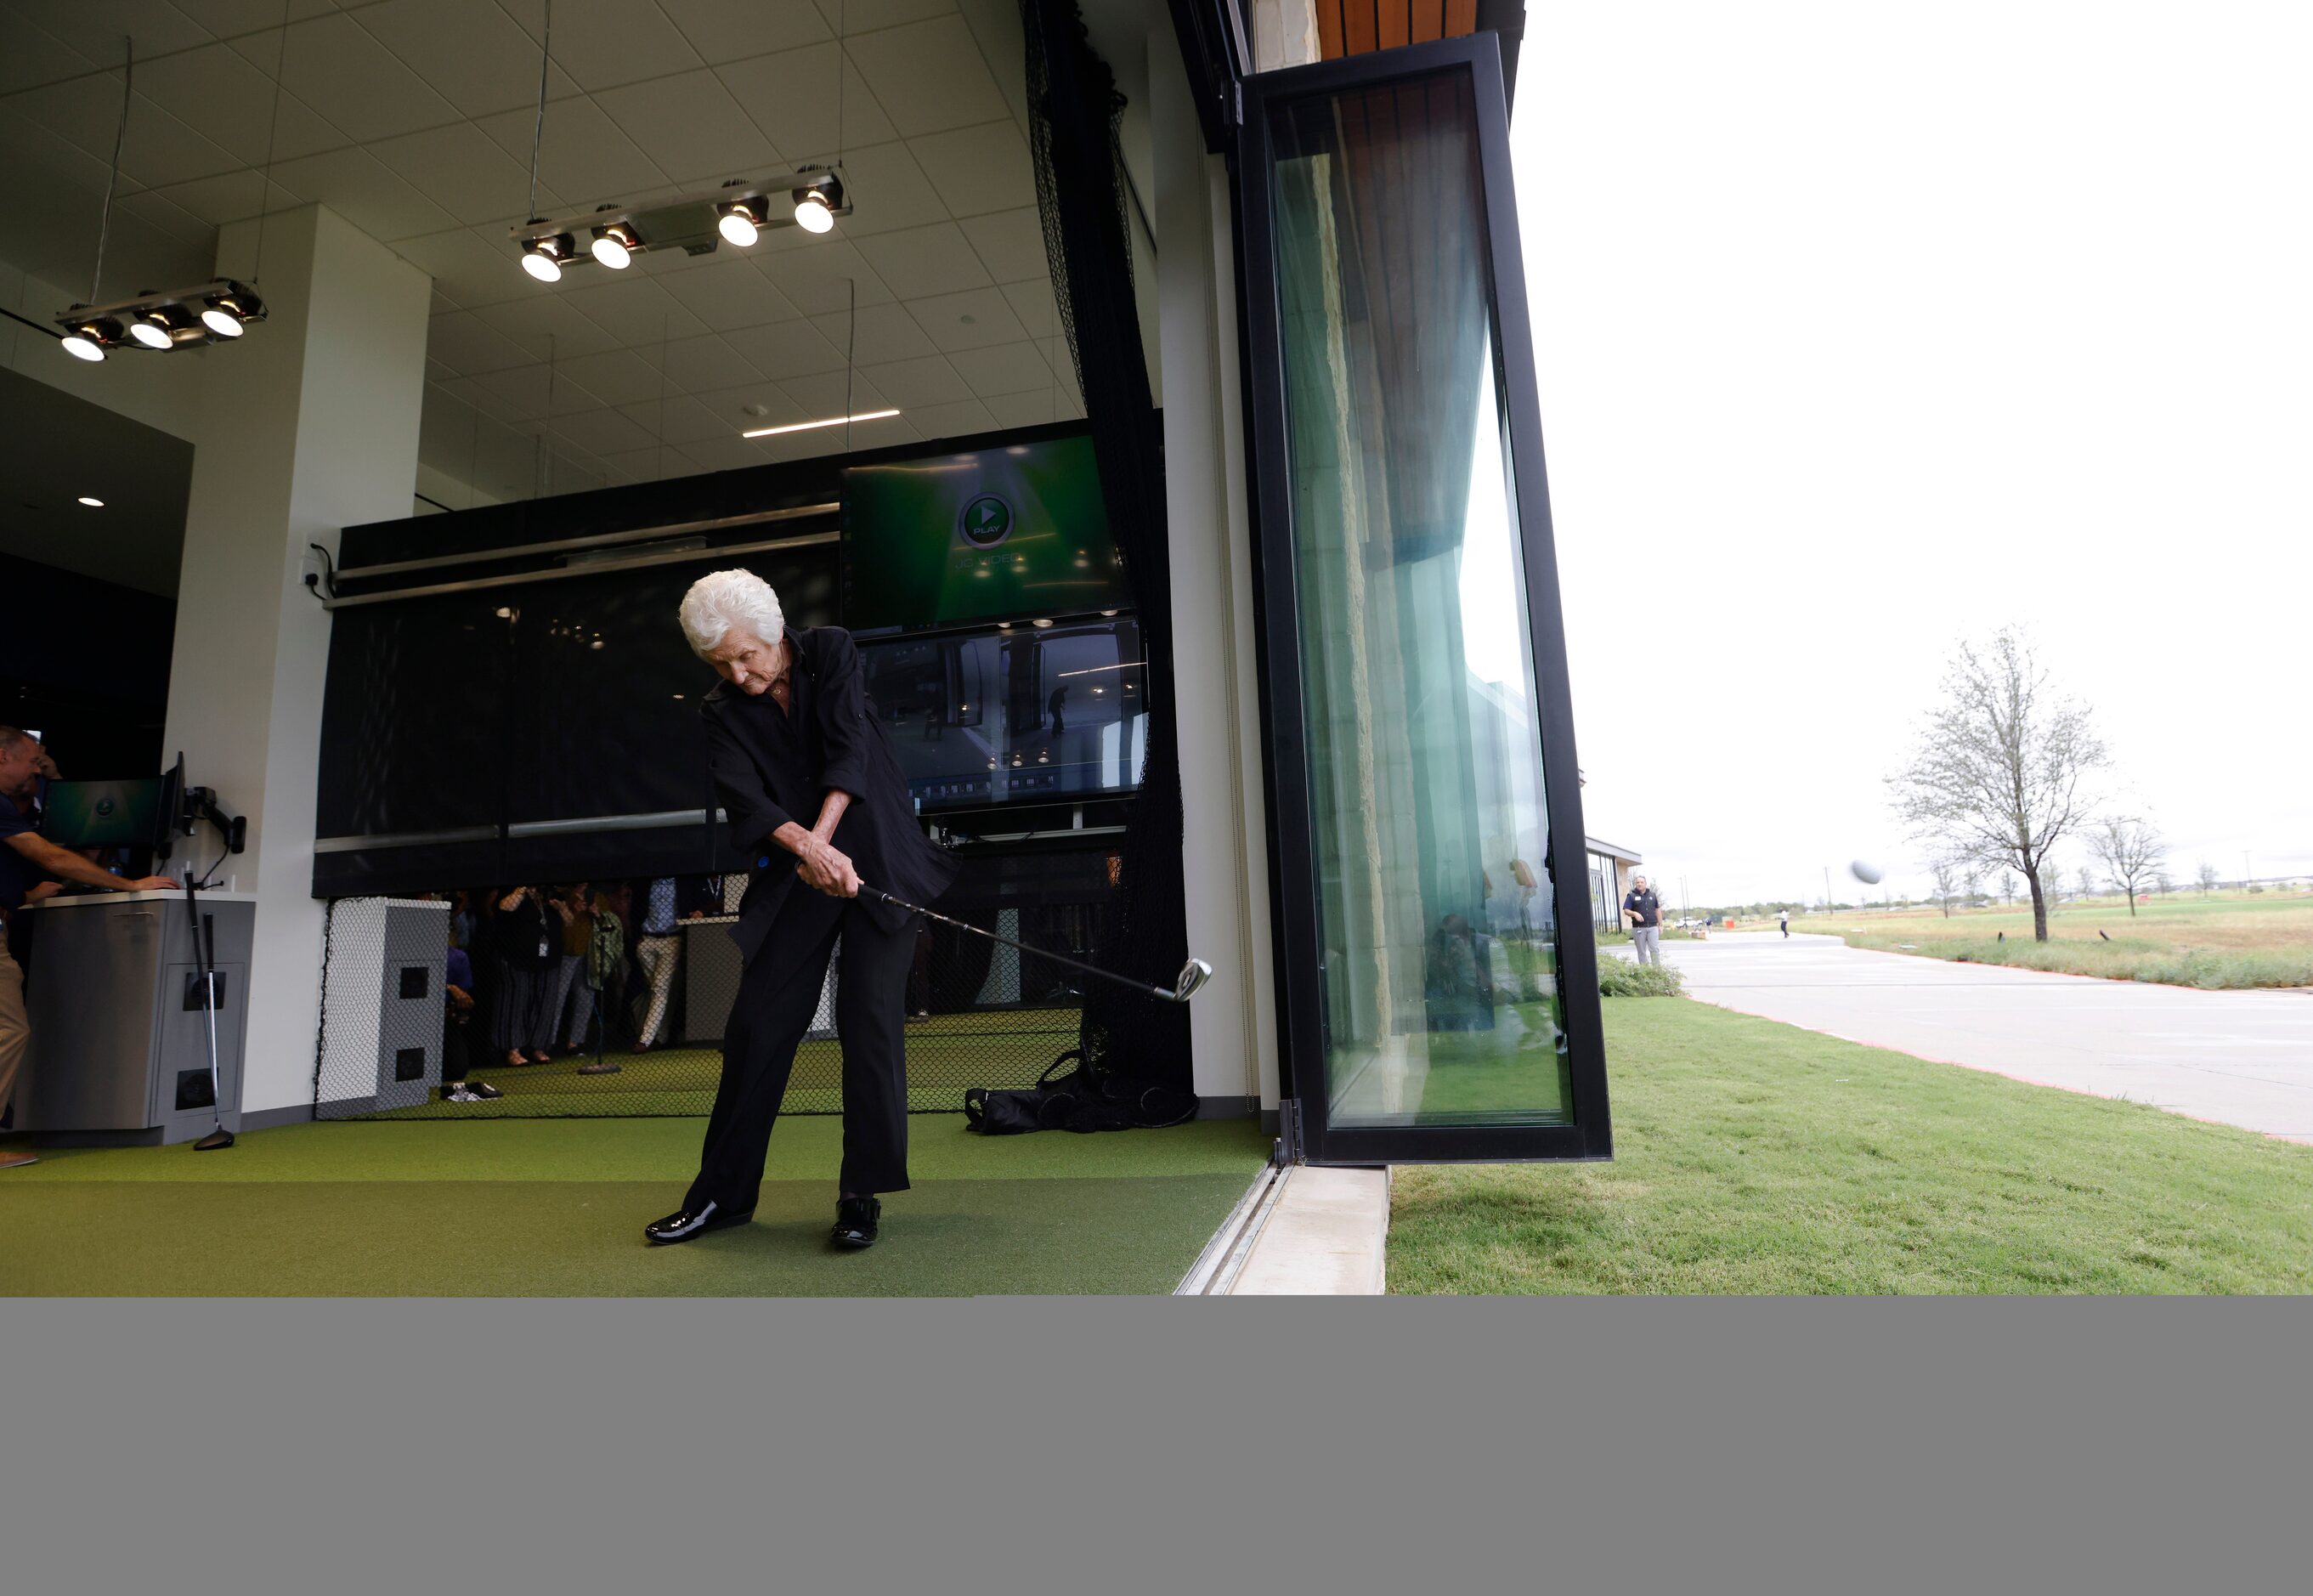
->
[1850,860,1885,885]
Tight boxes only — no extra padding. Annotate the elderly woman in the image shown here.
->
[644,569,955,1252]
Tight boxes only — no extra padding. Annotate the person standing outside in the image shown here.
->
[1779,907,1790,938]
[1622,872,1665,967]
[0,729,177,1169]
[644,570,954,1252]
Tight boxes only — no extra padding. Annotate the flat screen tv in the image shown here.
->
[857,617,1147,812]
[841,433,1128,634]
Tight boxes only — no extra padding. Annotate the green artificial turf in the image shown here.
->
[1390,999,2313,1295]
[0,1116,1270,1298]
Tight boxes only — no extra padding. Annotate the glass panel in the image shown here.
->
[1270,70,1569,1128]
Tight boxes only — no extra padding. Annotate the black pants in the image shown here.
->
[684,894,915,1214]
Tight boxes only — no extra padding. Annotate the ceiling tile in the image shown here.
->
[679,433,771,473]
[472,362,575,421]
[656,258,798,331]
[829,140,947,237]
[591,68,779,188]
[909,119,1032,218]
[753,236,892,315]
[466,291,625,361]
[0,11,99,94]
[693,380,806,429]
[497,0,703,93]
[31,2,216,63]
[548,404,660,455]
[369,122,542,226]
[984,389,1061,429]
[10,76,246,190]
[426,310,536,376]
[433,374,521,426]
[113,187,213,247]
[905,397,998,445]
[134,169,301,229]
[174,1,342,35]
[648,332,763,393]
[810,0,958,31]
[554,275,709,345]
[658,0,831,65]
[556,348,668,408]
[906,284,1024,352]
[713,42,895,165]
[267,145,461,241]
[857,354,969,408]
[959,206,1045,284]
[229,12,465,144]
[947,339,1051,398]
[844,17,1008,138]
[393,227,523,304]
[1038,337,1082,398]
[853,222,987,299]
[843,301,935,365]
[615,391,732,445]
[722,318,846,381]
[351,0,585,119]
[126,42,342,165]
[999,277,1056,338]
[473,96,670,207]
[777,367,888,419]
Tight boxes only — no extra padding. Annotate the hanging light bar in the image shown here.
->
[54,280,268,359]
[508,166,852,283]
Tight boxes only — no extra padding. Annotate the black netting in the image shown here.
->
[1020,0,1194,1101]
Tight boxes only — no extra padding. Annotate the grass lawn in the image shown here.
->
[1790,891,2313,988]
[1388,997,2313,1294]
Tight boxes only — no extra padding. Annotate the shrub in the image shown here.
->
[1599,959,1686,997]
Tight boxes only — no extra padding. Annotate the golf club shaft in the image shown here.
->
[861,886,1173,1002]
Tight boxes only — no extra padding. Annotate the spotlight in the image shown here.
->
[590,222,639,269]
[521,235,570,282]
[717,195,767,247]
[60,318,117,362]
[77,495,105,507]
[128,308,173,349]
[792,173,842,234]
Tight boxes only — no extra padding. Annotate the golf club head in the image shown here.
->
[193,1127,235,1152]
[1171,958,1214,1003]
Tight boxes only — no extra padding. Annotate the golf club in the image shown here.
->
[859,885,1213,1005]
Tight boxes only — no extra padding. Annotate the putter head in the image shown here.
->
[1171,958,1214,1003]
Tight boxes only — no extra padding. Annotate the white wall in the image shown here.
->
[1151,37,1282,1113]
[163,205,430,1118]
[2,260,208,444]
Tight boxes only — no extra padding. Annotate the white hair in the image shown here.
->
[678,569,784,659]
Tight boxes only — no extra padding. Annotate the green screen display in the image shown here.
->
[39,778,164,849]
[842,434,1128,633]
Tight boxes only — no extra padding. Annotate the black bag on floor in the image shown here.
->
[964,1050,1198,1135]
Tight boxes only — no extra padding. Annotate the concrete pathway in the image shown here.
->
[1229,1167,1389,1294]
[1654,932,2313,1142]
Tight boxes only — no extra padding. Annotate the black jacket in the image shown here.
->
[702,625,957,965]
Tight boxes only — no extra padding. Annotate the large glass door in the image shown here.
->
[1238,35,1610,1163]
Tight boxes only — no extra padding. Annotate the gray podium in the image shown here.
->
[20,890,255,1146]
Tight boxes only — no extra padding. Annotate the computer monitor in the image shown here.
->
[39,754,187,854]
[858,617,1147,812]
[842,433,1129,635]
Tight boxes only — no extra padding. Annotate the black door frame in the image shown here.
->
[1232,31,1612,1166]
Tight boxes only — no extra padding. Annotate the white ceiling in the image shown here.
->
[0,0,1089,501]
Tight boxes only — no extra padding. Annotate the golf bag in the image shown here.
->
[964,1050,1198,1135]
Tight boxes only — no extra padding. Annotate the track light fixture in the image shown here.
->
[590,218,639,269]
[53,280,267,359]
[509,167,851,281]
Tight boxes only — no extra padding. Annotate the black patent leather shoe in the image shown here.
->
[644,1201,754,1245]
[830,1196,881,1250]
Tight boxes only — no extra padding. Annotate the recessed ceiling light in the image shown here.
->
[740,408,900,439]
[76,495,104,507]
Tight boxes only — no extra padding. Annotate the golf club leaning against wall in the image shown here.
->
[860,886,1213,1005]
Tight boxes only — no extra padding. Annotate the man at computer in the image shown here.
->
[0,727,178,1170]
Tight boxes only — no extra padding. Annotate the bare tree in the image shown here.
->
[1930,858,1962,917]
[1964,867,1983,908]
[1999,870,2018,904]
[2152,869,2173,897]
[1887,628,2107,942]
[2089,818,2163,917]
[2076,865,2095,900]
[2197,860,2219,896]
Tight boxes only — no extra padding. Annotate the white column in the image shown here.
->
[162,204,430,1120]
[1151,40,1282,1115]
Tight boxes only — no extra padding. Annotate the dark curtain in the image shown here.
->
[1019,0,1191,1098]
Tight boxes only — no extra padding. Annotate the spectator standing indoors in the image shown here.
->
[438,932,501,1103]
[631,876,682,1052]
[488,886,556,1067]
[0,729,177,1169]
[545,882,593,1055]
[1623,873,1665,967]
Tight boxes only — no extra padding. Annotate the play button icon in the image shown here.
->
[959,494,1014,549]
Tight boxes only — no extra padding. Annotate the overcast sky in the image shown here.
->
[1507,2,2312,907]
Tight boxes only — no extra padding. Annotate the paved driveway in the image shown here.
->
[1650,932,2313,1142]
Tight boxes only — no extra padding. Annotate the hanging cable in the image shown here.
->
[252,0,291,286]
[528,0,553,220]
[90,38,132,305]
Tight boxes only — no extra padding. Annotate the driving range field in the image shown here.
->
[1788,891,2313,988]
